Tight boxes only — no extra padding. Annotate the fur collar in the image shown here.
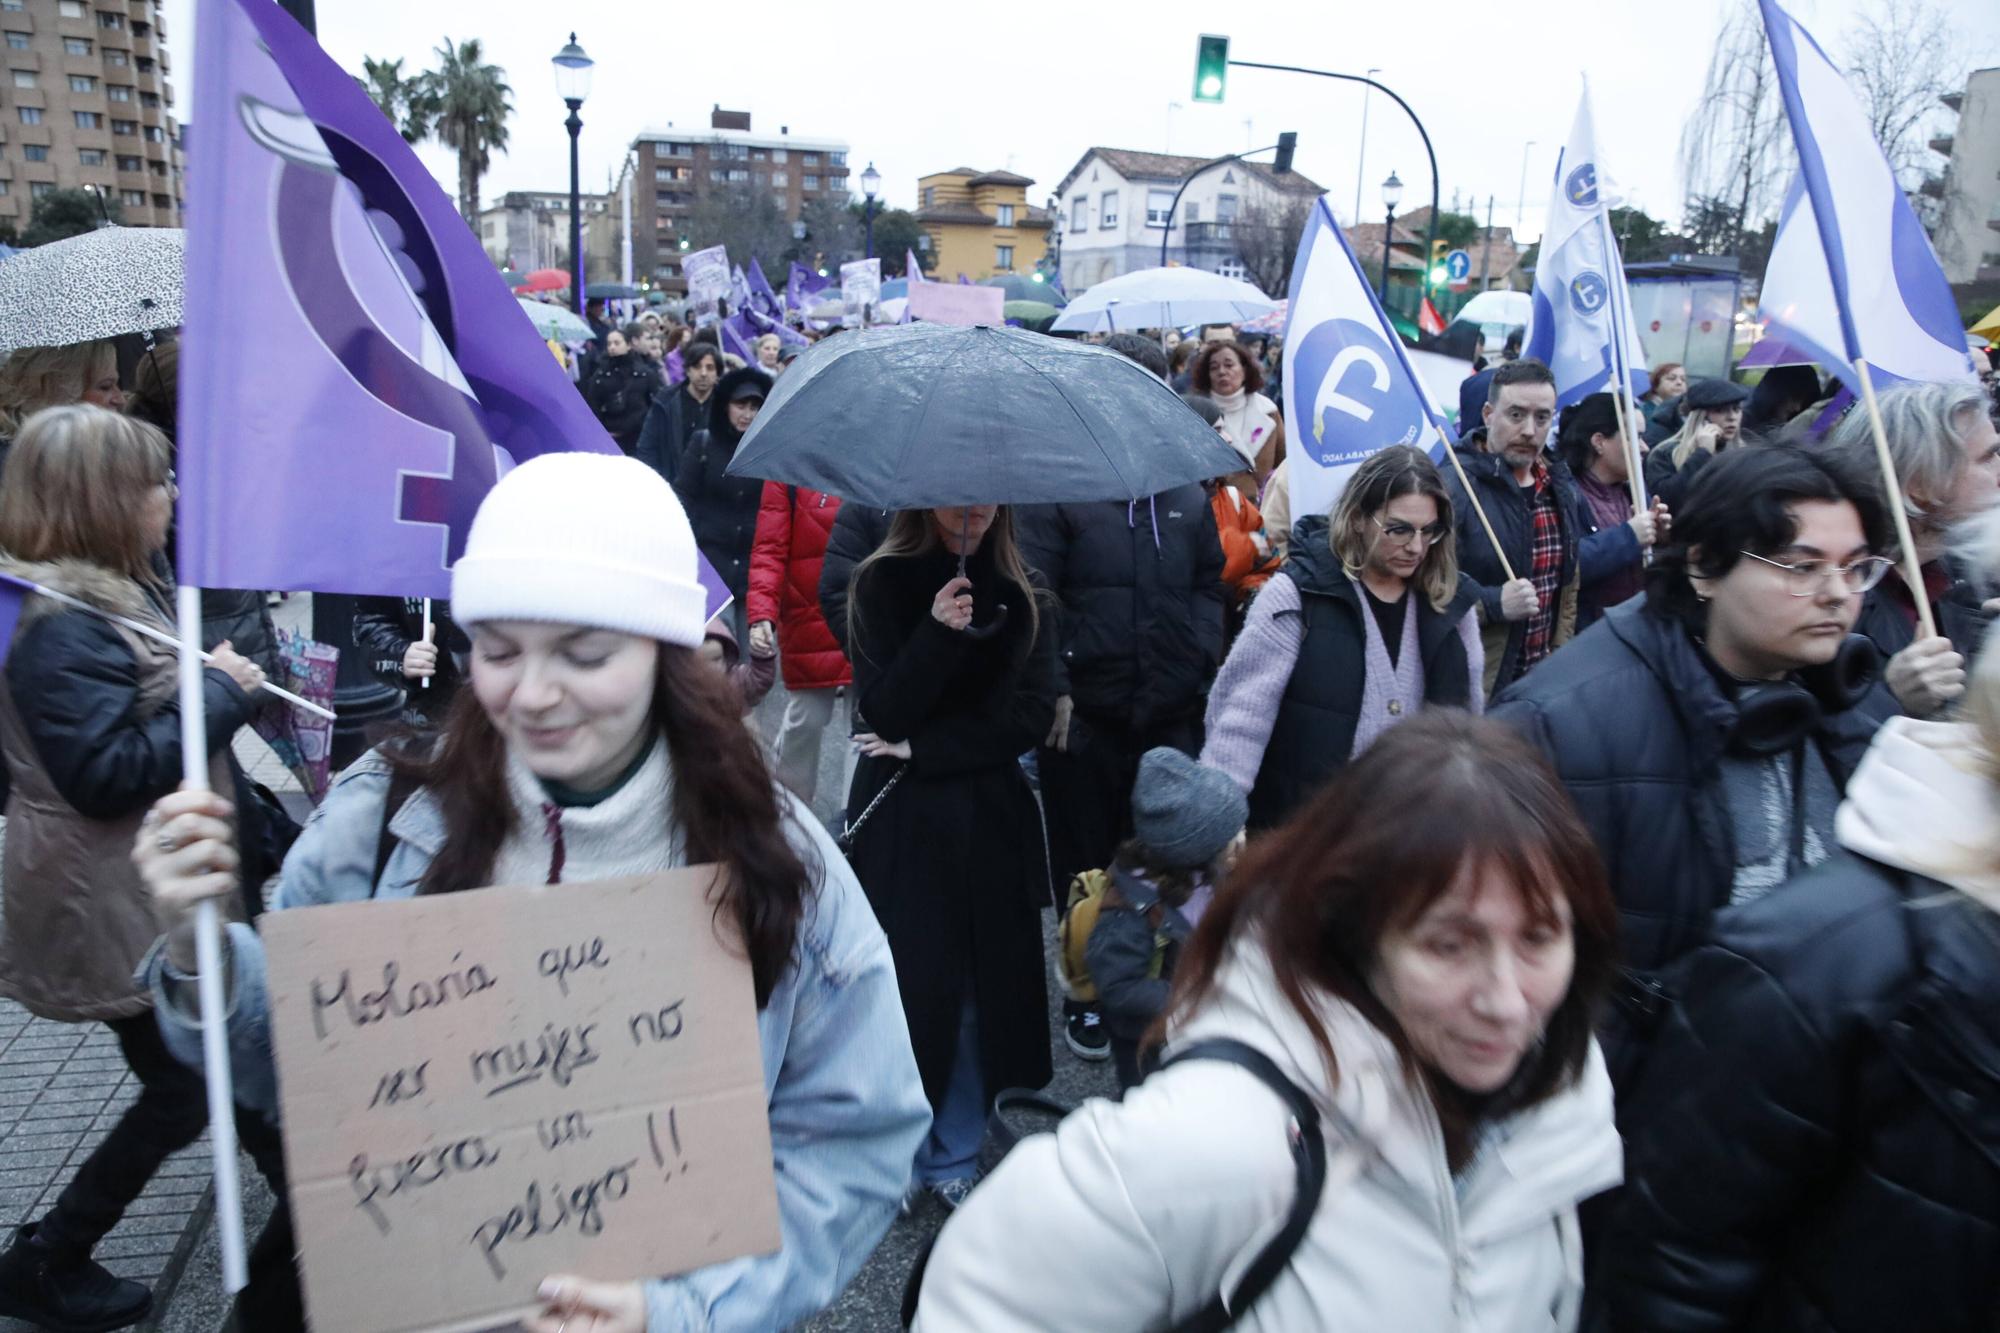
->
[0,557,159,629]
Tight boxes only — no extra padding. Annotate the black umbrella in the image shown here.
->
[980,273,1068,308]
[726,323,1242,511]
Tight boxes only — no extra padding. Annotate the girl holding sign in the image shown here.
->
[132,453,930,1333]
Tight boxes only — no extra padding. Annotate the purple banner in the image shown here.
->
[0,570,27,670]
[178,0,727,621]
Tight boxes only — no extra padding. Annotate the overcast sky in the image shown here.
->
[161,0,2000,248]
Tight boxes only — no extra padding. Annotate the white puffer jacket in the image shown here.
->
[913,936,1622,1332]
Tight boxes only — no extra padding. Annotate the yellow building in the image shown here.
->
[914,168,1052,280]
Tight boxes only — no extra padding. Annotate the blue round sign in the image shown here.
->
[1568,270,1609,317]
[1445,249,1471,282]
[1564,162,1599,208]
[1291,318,1429,466]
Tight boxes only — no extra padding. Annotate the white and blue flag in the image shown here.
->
[1281,195,1453,521]
[1524,86,1649,410]
[1756,0,1976,385]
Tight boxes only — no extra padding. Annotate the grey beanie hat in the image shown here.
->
[1131,747,1248,870]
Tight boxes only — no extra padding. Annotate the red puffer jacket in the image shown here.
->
[746,481,853,690]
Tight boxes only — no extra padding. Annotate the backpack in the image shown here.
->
[1058,868,1180,1007]
[900,1038,1328,1331]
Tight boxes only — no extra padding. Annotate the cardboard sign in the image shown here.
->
[906,282,1005,327]
[840,258,881,328]
[263,871,780,1333]
[682,245,732,327]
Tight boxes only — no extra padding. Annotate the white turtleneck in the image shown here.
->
[1212,386,1276,467]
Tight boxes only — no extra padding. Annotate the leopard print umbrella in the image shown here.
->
[0,225,182,354]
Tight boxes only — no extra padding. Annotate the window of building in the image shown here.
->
[69,74,97,92]
[116,153,139,170]
[996,203,1015,227]
[830,173,846,191]
[147,158,164,174]
[1070,196,1086,231]
[709,169,727,182]
[0,180,7,195]
[4,31,27,48]
[804,174,819,190]
[771,170,787,188]
[922,186,936,207]
[75,110,102,128]
[10,68,34,86]
[1099,191,1118,228]
[98,11,123,29]
[78,147,104,165]
[1185,202,1200,223]
[771,148,786,163]
[119,188,143,205]
[59,0,87,16]
[0,0,24,11]
[137,91,154,107]
[728,168,749,182]
[1216,258,1248,281]
[752,149,767,161]
[17,105,41,124]
[720,143,748,160]
[64,37,93,54]
[1146,189,1175,227]
[30,181,53,198]
[151,192,168,209]
[995,245,1014,269]
[1216,193,1239,222]
[803,152,819,166]
[140,124,160,141]
[663,142,690,157]
[21,144,45,161]
[130,20,148,37]
[128,54,145,71]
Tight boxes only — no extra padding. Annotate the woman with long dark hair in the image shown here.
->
[844,503,1058,1209]
[1557,392,1669,629]
[131,453,929,1333]
[1202,445,1482,828]
[913,711,1621,1330]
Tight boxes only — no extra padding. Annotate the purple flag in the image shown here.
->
[729,264,754,318]
[746,257,782,318]
[720,313,758,364]
[956,273,971,285]
[787,261,831,312]
[178,0,729,620]
[0,570,27,670]
[664,345,685,386]
[746,305,808,348]
[905,248,927,283]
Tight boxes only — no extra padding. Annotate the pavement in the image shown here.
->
[0,593,1118,1331]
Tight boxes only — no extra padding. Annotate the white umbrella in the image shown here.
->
[1452,290,1532,330]
[1052,266,1278,334]
[0,226,184,353]
[516,296,592,342]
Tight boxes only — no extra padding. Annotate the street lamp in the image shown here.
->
[860,161,881,259]
[551,32,593,316]
[1378,170,1403,305]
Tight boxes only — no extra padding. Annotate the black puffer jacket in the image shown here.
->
[581,352,659,448]
[1596,854,2000,1331]
[672,367,774,604]
[634,383,709,484]
[1853,557,1996,713]
[1442,434,1582,694]
[1016,488,1225,735]
[818,502,894,657]
[1492,601,1881,1035]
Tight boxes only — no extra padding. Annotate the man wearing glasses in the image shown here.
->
[1492,444,1895,1094]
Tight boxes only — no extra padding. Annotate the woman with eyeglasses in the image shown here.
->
[1202,446,1483,829]
[1492,444,1894,1094]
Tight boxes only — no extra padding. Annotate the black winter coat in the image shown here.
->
[1491,602,1880,1063]
[197,588,278,681]
[634,384,710,484]
[1247,516,1480,829]
[1016,489,1225,736]
[581,353,659,448]
[844,537,1057,1104]
[817,502,893,658]
[672,368,774,604]
[1442,435,1583,693]
[1853,558,1996,711]
[352,596,468,722]
[1596,854,2000,1331]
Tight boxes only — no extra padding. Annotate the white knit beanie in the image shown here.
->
[451,453,708,648]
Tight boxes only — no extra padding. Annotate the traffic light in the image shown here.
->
[1274,131,1297,174]
[677,235,690,252]
[1193,34,1229,103]
[1429,239,1449,287]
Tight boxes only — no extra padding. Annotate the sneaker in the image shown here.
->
[927,1177,978,1211]
[1064,1001,1110,1061]
[0,1224,152,1333]
[897,1183,921,1218]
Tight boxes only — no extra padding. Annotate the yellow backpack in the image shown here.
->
[1058,867,1174,1004]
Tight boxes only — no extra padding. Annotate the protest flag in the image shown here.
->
[720,312,759,364]
[1279,196,1510,575]
[1418,296,1446,337]
[1525,84,1652,505]
[905,248,927,283]
[747,257,782,318]
[1756,0,1978,637]
[730,263,755,318]
[787,261,830,313]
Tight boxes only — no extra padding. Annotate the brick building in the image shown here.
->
[0,0,182,233]
[629,106,850,294]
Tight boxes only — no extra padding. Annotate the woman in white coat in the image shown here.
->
[913,710,1622,1331]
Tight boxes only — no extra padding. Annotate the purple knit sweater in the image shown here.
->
[1200,572,1485,793]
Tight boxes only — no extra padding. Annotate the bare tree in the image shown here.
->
[1678,0,1791,255]
[1841,0,1963,188]
[1231,193,1316,297]
[686,183,792,272]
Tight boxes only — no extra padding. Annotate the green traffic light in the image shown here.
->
[1430,264,1449,284]
[1193,34,1229,104]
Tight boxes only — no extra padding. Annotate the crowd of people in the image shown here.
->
[0,293,1994,1333]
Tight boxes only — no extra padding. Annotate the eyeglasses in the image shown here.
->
[1738,550,1892,597]
[1372,515,1450,548]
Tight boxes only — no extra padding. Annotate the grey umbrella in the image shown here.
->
[726,322,1244,510]
[0,226,184,354]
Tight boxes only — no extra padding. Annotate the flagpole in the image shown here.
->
[175,584,248,1293]
[1594,210,1649,513]
[420,597,433,692]
[1852,358,1939,641]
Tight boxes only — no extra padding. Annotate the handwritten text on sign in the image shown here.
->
[263,870,780,1333]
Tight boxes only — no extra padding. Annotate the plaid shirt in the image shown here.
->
[1514,464,1564,679]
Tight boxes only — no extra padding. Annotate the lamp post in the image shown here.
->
[1351,65,1380,229]
[1377,171,1403,305]
[860,161,881,260]
[551,33,594,315]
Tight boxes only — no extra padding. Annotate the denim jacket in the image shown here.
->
[142,750,931,1333]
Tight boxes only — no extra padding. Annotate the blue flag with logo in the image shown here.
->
[1525,87,1650,410]
[1755,0,1975,385]
[1280,195,1453,521]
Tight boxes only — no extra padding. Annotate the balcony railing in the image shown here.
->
[1185,221,1236,247]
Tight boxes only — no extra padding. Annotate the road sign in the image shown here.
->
[1445,249,1472,289]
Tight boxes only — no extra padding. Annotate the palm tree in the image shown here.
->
[357,55,432,143]
[420,38,513,226]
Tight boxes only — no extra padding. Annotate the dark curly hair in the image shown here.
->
[1189,340,1266,396]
